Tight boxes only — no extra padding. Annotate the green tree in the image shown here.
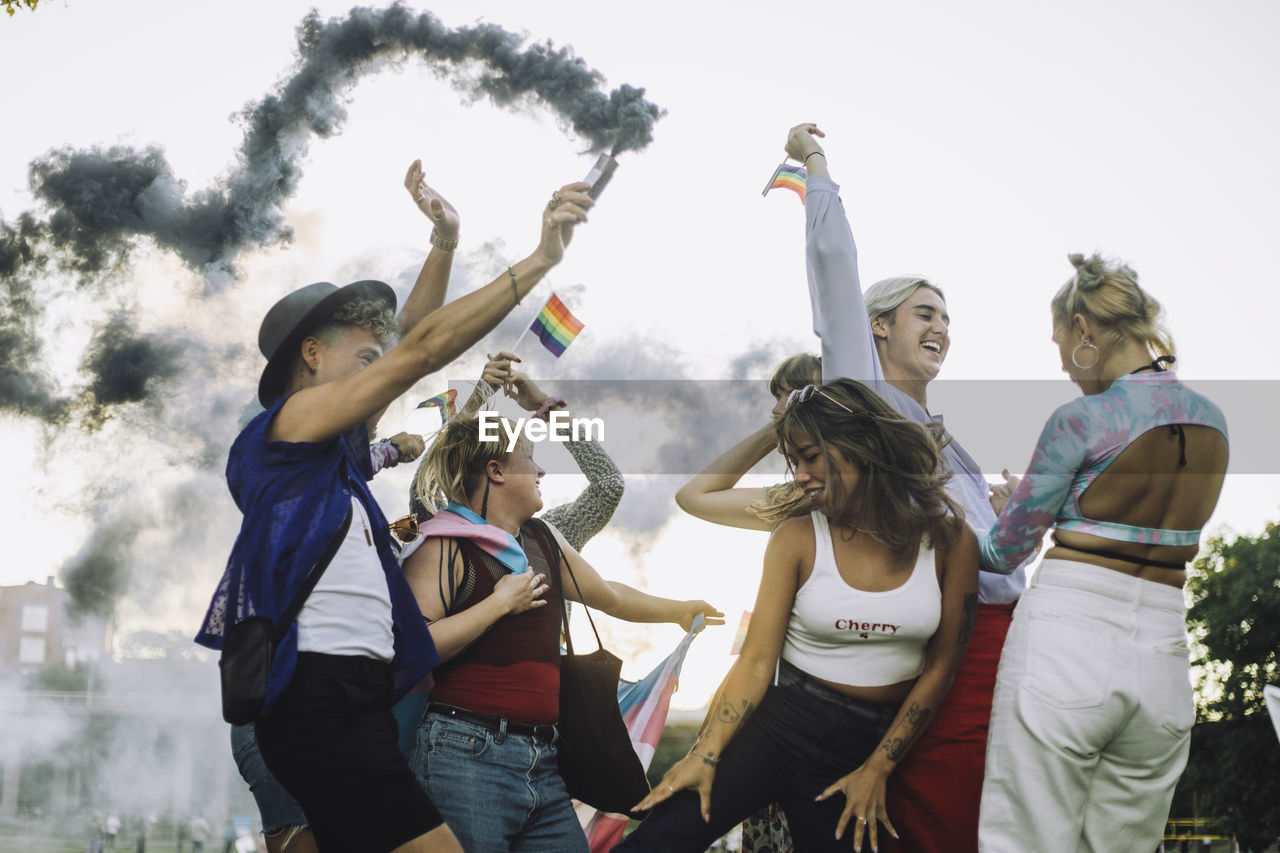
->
[1,0,39,16]
[1178,522,1280,850]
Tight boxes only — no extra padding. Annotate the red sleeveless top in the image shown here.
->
[429,520,563,724]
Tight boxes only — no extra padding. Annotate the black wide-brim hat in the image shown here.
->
[257,279,397,408]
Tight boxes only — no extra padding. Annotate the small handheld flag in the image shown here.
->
[762,162,806,204]
[528,293,585,358]
[415,388,458,420]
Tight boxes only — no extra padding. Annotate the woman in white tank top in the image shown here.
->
[620,379,979,853]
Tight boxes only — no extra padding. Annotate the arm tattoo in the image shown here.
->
[957,592,979,646]
[879,702,932,763]
[716,699,755,726]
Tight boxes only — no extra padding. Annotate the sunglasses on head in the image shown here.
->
[785,384,855,415]
[389,514,421,543]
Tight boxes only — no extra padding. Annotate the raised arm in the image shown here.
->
[269,181,592,444]
[674,423,779,532]
[817,523,980,850]
[784,123,883,387]
[396,160,461,337]
[634,517,807,817]
[541,435,624,551]
[401,535,550,663]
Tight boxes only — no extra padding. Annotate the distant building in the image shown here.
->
[0,577,112,675]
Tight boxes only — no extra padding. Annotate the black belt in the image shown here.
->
[1051,533,1188,570]
[427,702,558,742]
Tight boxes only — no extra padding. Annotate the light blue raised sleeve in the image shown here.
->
[804,175,884,387]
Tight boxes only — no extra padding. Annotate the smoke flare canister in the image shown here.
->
[583,154,618,200]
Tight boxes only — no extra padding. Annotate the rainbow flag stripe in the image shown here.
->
[415,388,458,419]
[762,162,806,203]
[529,293,584,357]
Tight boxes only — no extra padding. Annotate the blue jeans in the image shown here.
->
[229,723,308,834]
[618,660,899,853]
[412,711,589,853]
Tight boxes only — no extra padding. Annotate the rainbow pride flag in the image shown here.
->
[762,162,806,203]
[415,388,457,420]
[529,293,585,357]
[580,617,704,852]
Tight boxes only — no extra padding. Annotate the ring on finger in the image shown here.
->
[548,190,563,211]
[856,816,867,823]
[665,784,674,792]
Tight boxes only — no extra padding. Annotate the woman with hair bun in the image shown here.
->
[977,254,1228,853]
[619,378,979,853]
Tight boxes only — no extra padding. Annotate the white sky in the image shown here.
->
[2,0,1277,707]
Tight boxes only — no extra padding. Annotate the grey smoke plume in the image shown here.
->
[80,313,186,428]
[0,2,664,424]
[63,517,143,619]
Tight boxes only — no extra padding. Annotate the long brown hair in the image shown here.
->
[755,378,963,560]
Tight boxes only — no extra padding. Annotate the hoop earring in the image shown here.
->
[1071,337,1099,370]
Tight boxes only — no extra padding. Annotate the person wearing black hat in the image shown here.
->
[197,173,593,853]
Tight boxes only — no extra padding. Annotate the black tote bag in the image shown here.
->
[526,520,651,816]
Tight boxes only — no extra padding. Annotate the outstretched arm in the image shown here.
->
[269,181,593,444]
[817,524,980,851]
[547,523,722,630]
[674,423,779,532]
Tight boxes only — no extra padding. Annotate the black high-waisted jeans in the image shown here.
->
[618,659,900,852]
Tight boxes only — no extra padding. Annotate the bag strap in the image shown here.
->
[273,507,353,644]
[525,518,604,655]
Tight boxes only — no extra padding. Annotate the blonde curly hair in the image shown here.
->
[311,297,397,348]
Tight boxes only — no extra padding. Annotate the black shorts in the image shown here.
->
[256,653,445,852]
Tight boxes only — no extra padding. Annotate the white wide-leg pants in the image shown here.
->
[978,559,1193,853]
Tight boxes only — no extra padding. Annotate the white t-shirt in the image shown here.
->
[296,496,395,661]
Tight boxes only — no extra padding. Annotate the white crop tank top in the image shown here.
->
[782,511,942,687]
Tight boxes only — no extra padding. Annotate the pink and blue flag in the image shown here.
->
[579,616,705,852]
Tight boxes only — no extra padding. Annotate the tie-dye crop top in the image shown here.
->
[978,371,1228,574]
